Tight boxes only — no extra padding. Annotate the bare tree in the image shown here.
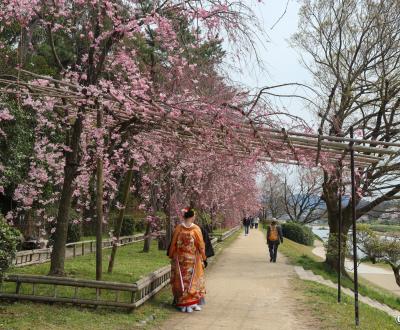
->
[261,173,286,219]
[283,168,325,224]
[294,0,400,272]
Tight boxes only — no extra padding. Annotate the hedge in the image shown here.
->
[281,222,314,246]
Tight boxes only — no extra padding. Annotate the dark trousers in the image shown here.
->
[244,225,249,235]
[268,241,279,262]
[254,223,259,229]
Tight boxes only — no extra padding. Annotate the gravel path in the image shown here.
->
[158,229,317,330]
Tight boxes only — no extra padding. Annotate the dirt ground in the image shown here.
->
[158,229,318,330]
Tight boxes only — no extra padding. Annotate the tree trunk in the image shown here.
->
[82,175,97,236]
[143,221,152,252]
[95,109,103,281]
[325,209,352,274]
[108,160,134,273]
[390,264,400,287]
[23,209,35,239]
[49,117,83,276]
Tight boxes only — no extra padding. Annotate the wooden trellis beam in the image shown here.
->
[1,70,399,169]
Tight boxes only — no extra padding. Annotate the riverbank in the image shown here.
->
[280,238,400,311]
[279,236,399,329]
[312,240,400,296]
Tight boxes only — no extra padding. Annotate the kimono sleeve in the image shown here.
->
[194,227,207,261]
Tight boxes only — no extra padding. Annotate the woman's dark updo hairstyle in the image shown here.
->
[183,208,195,219]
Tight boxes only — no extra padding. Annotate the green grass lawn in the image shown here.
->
[2,241,171,310]
[79,235,108,241]
[80,232,144,242]
[210,228,229,235]
[279,238,400,311]
[1,240,172,330]
[1,230,240,330]
[295,279,399,330]
[9,240,169,283]
[368,224,400,235]
[362,260,393,271]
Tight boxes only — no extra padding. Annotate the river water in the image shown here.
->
[311,226,396,259]
[311,226,366,258]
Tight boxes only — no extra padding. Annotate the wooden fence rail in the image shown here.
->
[14,234,145,268]
[219,226,240,241]
[2,226,239,310]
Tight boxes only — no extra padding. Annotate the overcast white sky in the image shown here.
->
[225,0,316,127]
[224,1,317,184]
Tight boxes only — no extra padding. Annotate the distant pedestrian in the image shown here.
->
[266,220,283,262]
[250,216,255,229]
[254,216,260,229]
[242,216,250,235]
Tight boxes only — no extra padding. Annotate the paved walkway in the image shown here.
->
[312,240,400,296]
[159,229,317,330]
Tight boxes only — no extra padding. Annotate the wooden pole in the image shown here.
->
[337,162,343,303]
[96,108,104,281]
[350,127,360,326]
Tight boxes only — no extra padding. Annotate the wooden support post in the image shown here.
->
[338,162,342,303]
[82,242,85,256]
[73,245,76,258]
[95,107,104,281]
[350,127,360,326]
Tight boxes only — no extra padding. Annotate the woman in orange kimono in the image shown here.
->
[168,207,207,313]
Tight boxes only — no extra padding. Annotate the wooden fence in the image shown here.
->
[14,234,145,268]
[219,226,240,241]
[0,274,140,308]
[210,225,240,242]
[2,226,239,310]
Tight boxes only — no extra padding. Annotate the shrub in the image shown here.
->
[0,217,21,278]
[261,219,272,230]
[66,222,81,243]
[120,216,135,236]
[281,222,314,246]
[134,218,146,233]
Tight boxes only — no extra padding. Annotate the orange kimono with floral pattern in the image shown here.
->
[168,223,207,307]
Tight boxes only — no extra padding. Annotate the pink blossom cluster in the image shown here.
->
[0,0,266,238]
